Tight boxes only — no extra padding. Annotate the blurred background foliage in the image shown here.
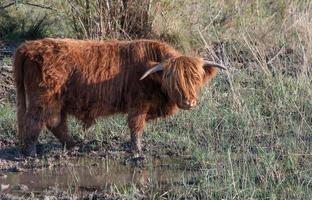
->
[1,0,312,68]
[1,0,312,60]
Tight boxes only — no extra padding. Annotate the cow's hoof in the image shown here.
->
[133,152,145,160]
[21,144,37,157]
[134,153,145,161]
[63,139,81,150]
[125,153,145,166]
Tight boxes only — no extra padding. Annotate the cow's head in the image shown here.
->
[140,56,226,110]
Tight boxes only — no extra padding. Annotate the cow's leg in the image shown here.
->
[128,109,148,155]
[20,59,45,156]
[21,109,44,156]
[47,113,76,149]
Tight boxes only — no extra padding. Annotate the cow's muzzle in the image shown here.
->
[178,99,197,110]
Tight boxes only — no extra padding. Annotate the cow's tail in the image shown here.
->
[13,48,27,145]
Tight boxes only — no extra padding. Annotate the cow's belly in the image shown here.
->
[63,96,127,127]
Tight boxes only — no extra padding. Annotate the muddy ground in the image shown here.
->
[0,133,192,199]
[0,116,192,199]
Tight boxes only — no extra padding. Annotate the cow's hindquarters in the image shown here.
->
[15,52,76,155]
[20,58,48,155]
[14,51,45,155]
[14,49,27,153]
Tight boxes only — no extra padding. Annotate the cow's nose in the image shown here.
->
[185,99,197,107]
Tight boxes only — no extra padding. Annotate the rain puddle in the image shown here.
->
[0,157,198,194]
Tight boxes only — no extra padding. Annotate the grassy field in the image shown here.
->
[0,0,312,199]
[0,58,311,199]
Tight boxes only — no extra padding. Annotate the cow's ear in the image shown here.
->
[202,64,219,83]
[202,61,226,83]
[140,62,163,83]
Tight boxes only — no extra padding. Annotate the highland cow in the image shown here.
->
[14,38,225,156]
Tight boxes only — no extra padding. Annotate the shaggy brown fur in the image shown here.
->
[13,38,220,156]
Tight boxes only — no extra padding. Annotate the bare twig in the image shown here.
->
[22,2,55,10]
[0,1,55,11]
[0,2,15,10]
[267,45,285,65]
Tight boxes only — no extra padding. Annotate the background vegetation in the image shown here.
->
[0,0,311,199]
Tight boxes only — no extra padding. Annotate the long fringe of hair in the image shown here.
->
[161,56,205,100]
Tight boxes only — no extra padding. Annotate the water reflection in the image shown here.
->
[0,157,196,193]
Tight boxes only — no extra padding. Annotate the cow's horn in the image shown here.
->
[140,64,163,80]
[204,60,227,70]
